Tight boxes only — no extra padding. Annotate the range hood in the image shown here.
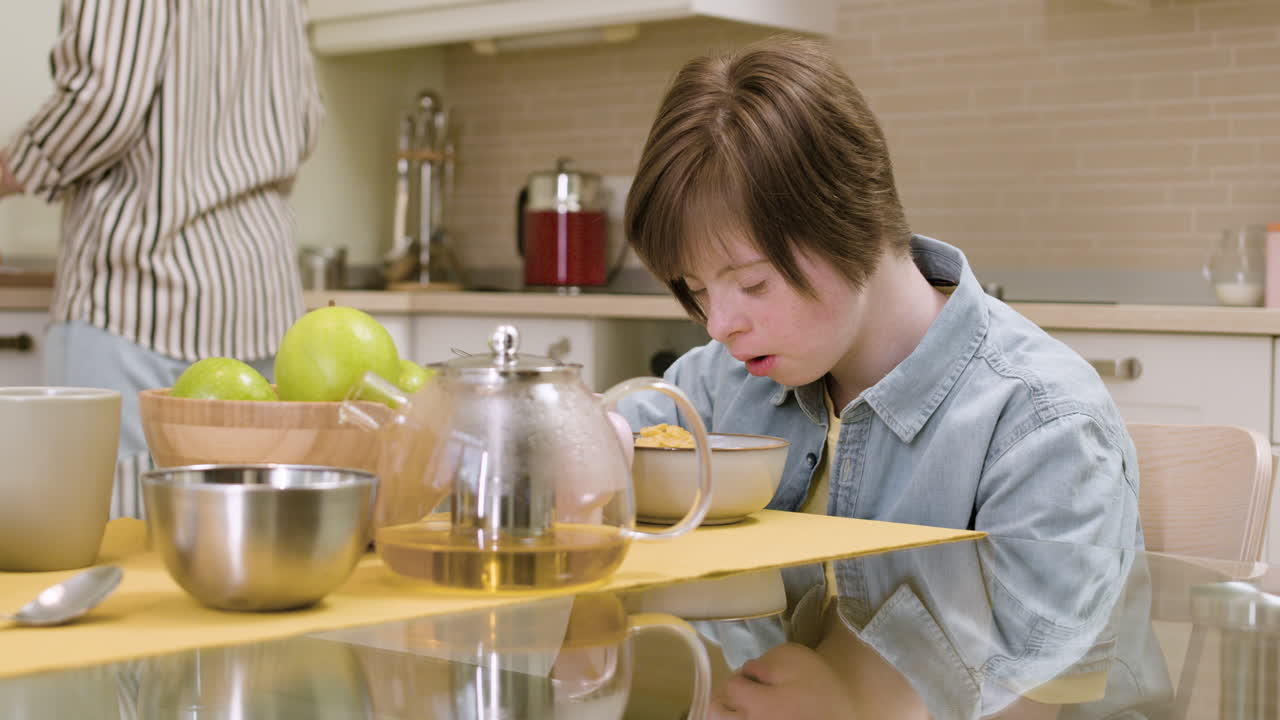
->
[307,0,837,56]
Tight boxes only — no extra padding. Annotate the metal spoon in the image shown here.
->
[3,565,123,627]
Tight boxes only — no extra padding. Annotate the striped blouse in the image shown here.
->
[5,0,323,361]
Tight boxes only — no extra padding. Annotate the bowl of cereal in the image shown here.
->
[632,424,790,525]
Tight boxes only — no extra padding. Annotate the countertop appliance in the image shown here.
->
[517,158,624,293]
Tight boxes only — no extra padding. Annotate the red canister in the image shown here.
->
[517,158,608,289]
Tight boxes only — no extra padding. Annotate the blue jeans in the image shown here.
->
[42,321,274,518]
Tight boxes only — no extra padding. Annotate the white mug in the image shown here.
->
[0,387,121,571]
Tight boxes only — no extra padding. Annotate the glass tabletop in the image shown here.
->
[1,533,1275,719]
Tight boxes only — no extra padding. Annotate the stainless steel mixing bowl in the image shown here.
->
[142,464,377,611]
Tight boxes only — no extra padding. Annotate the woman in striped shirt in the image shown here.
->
[0,0,324,517]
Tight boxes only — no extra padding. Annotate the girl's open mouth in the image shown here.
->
[745,355,777,376]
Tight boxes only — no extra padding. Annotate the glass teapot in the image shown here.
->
[340,324,711,592]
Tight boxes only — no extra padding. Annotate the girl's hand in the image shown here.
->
[710,643,857,720]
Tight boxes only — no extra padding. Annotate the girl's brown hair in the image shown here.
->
[625,35,911,322]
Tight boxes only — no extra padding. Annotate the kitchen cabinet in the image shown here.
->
[415,315,634,390]
[307,0,838,56]
[0,311,47,386]
[412,314,706,391]
[1049,329,1279,564]
[1048,330,1273,435]
[372,313,415,364]
[1271,338,1280,446]
[1270,337,1280,566]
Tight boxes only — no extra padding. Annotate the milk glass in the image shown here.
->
[1205,226,1266,307]
[1203,226,1264,304]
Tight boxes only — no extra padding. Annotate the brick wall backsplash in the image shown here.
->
[443,0,1280,276]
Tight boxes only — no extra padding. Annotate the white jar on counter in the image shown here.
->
[1205,227,1265,307]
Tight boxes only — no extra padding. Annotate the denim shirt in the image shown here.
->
[618,235,1143,550]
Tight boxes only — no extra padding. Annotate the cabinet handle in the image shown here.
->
[1088,357,1142,380]
[0,333,34,353]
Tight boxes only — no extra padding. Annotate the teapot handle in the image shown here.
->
[627,613,712,720]
[600,377,711,541]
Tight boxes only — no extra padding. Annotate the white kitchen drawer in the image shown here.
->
[1049,330,1272,437]
[1272,338,1280,446]
[411,315,694,391]
[414,314,598,383]
[0,311,47,386]
[414,314,591,362]
[371,313,414,364]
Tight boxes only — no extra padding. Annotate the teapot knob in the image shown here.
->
[489,324,520,364]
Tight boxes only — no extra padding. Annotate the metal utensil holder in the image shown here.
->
[386,90,463,287]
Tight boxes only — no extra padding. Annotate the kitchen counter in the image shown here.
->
[8,286,1280,335]
[1009,302,1280,336]
[302,289,686,319]
[300,290,1280,336]
[0,287,52,310]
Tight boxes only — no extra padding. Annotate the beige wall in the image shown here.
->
[0,2,62,259]
[293,47,445,265]
[442,0,1280,280]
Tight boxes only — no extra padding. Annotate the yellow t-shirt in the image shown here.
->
[798,386,842,604]
[800,387,841,515]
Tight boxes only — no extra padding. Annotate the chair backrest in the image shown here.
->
[1129,423,1275,562]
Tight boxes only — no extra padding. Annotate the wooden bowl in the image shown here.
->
[138,388,387,474]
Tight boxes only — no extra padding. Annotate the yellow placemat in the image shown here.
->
[0,512,981,679]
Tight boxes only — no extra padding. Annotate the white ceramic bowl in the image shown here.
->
[622,568,786,621]
[632,433,789,525]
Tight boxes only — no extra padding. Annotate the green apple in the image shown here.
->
[274,306,401,402]
[170,357,277,401]
[397,358,435,394]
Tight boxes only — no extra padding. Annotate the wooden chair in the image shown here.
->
[1129,423,1275,563]
[1129,424,1277,719]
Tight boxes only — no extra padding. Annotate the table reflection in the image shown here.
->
[0,534,1276,719]
[319,591,710,719]
[620,536,1280,720]
[0,636,373,720]
[709,538,1170,718]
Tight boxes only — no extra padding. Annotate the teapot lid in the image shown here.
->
[440,325,571,377]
